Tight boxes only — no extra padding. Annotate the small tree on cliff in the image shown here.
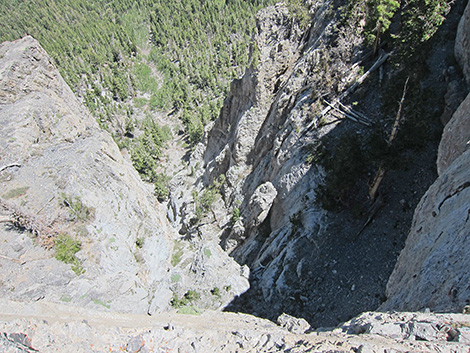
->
[370,0,400,54]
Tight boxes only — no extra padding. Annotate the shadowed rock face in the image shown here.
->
[381,148,470,312]
[0,36,173,314]
[455,1,470,86]
[382,3,470,313]
[383,90,470,312]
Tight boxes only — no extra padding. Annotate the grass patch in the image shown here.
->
[171,240,184,267]
[171,273,181,283]
[60,293,72,303]
[134,97,148,109]
[92,298,111,309]
[2,187,29,200]
[177,305,202,315]
[203,248,212,259]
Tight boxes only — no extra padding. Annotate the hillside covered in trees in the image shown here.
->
[0,0,276,196]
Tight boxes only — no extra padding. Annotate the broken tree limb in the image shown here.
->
[388,77,409,144]
[368,77,409,202]
[355,193,384,238]
[304,52,390,134]
[36,196,55,215]
[0,254,25,265]
[322,99,358,122]
[316,52,391,120]
[368,167,386,202]
[0,163,21,173]
[337,101,373,125]
[322,99,374,127]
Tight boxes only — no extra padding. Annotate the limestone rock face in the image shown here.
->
[381,148,470,312]
[0,36,172,314]
[455,1,470,85]
[340,311,470,344]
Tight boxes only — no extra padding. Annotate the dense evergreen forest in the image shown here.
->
[0,0,275,196]
[0,0,272,132]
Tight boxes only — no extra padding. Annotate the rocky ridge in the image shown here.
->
[0,35,174,314]
[1,299,470,352]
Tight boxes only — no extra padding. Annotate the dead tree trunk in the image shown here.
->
[368,77,409,202]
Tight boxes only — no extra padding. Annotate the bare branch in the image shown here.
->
[0,163,21,173]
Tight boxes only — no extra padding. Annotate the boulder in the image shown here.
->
[277,312,311,334]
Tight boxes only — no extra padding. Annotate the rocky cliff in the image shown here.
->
[167,0,468,327]
[0,36,173,314]
[1,0,470,351]
[382,0,470,313]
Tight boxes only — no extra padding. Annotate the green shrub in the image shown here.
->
[194,186,218,220]
[211,287,221,297]
[135,237,144,248]
[171,290,201,308]
[55,234,81,264]
[154,173,170,201]
[59,193,95,222]
[316,134,366,210]
[231,207,241,223]
[54,234,84,275]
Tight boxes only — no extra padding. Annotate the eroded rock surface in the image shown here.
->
[0,36,173,314]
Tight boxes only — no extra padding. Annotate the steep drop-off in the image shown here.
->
[382,0,470,312]
[0,0,469,350]
[168,0,469,327]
